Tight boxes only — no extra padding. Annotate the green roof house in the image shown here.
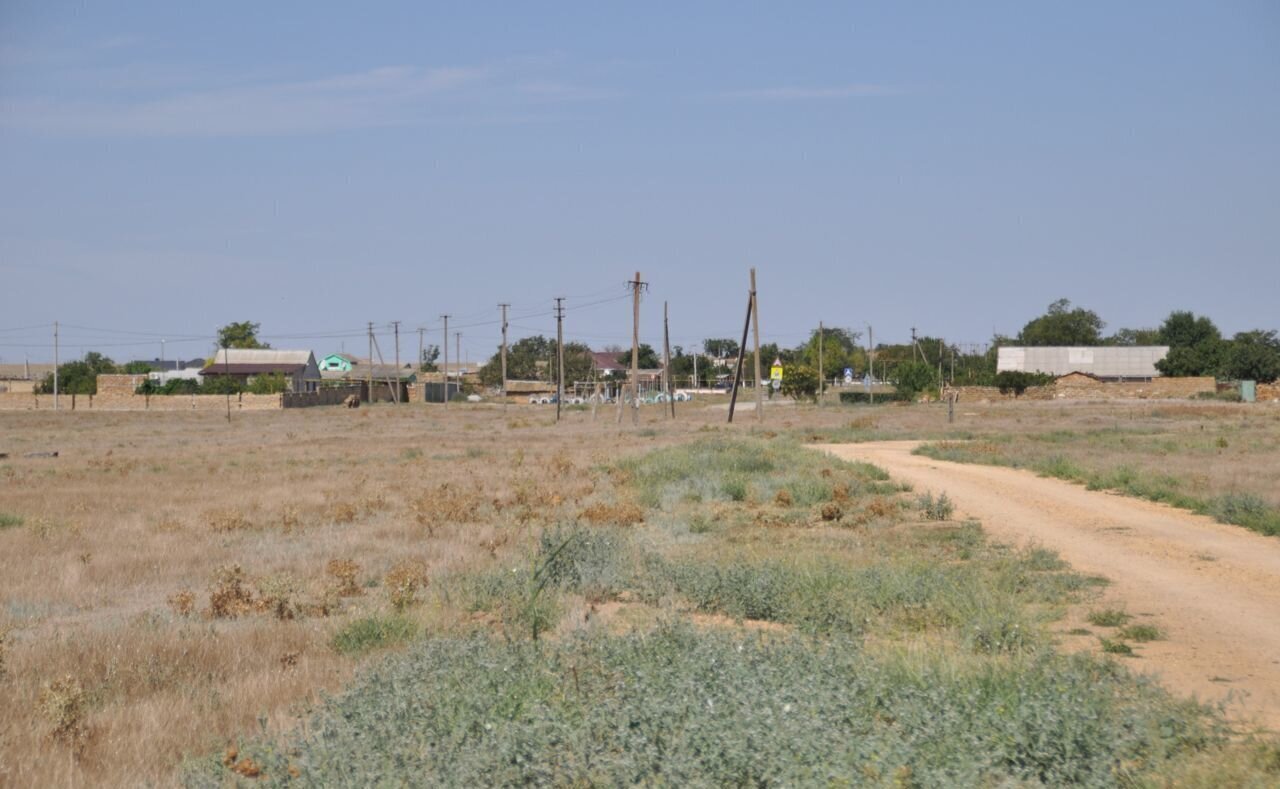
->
[319,353,358,373]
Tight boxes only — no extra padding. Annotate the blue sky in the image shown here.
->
[2,1,1277,363]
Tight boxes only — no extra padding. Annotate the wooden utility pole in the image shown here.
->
[52,321,59,411]
[366,322,374,403]
[455,332,461,378]
[627,272,645,425]
[371,333,400,404]
[911,327,918,362]
[727,287,753,423]
[554,297,565,423]
[392,321,401,375]
[440,315,449,409]
[818,320,824,406]
[222,344,231,423]
[867,324,874,406]
[417,328,424,373]
[663,301,675,419]
[499,303,510,405]
[751,268,762,422]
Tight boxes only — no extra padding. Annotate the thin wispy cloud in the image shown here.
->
[723,84,901,100]
[1,61,609,137]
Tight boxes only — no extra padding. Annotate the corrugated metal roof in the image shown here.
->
[213,349,314,365]
[321,366,416,381]
[202,363,306,375]
[997,346,1169,378]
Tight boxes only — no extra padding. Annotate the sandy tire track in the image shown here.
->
[821,440,1280,731]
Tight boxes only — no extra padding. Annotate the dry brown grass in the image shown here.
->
[384,559,430,611]
[578,500,645,526]
[0,397,1272,786]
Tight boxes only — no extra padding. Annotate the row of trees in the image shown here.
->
[34,351,290,396]
[1004,300,1278,382]
[36,352,154,395]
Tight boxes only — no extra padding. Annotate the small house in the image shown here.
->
[200,349,322,392]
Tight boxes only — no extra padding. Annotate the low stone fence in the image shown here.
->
[0,391,282,411]
[1257,383,1280,402]
[283,385,361,408]
[0,375,356,411]
[949,376,1217,404]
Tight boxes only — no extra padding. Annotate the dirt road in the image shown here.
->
[822,441,1280,731]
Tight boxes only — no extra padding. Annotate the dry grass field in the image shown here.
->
[1,398,1278,786]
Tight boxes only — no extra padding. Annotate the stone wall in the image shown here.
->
[283,385,361,408]
[1050,376,1215,400]
[0,374,284,411]
[1257,383,1280,402]
[949,377,1216,404]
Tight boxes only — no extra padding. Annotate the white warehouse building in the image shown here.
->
[997,346,1170,381]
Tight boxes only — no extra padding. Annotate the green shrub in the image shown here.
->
[918,491,955,521]
[1100,637,1134,656]
[331,614,417,655]
[190,624,1224,787]
[1087,609,1132,627]
[0,512,23,530]
[1207,492,1280,536]
[1119,624,1163,642]
[838,390,912,404]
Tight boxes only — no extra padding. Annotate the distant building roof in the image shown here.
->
[322,366,416,382]
[211,349,315,366]
[997,346,1170,379]
[202,363,308,376]
[591,351,627,372]
[131,358,205,372]
[202,349,321,380]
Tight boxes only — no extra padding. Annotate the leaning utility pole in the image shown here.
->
[52,321,59,411]
[626,272,646,425]
[554,297,565,423]
[367,322,374,403]
[663,301,675,419]
[499,303,510,405]
[727,283,753,424]
[751,268,763,423]
[440,315,450,409]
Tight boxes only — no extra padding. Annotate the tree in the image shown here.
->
[555,343,599,389]
[995,371,1053,397]
[247,373,288,394]
[1222,330,1280,383]
[420,344,440,372]
[1158,311,1221,348]
[1154,311,1225,377]
[702,338,739,360]
[617,344,661,370]
[1017,299,1105,346]
[479,336,555,386]
[893,361,939,401]
[217,321,270,350]
[38,351,117,395]
[793,326,864,381]
[779,364,819,401]
[1108,328,1162,346]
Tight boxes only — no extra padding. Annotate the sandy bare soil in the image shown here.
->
[822,440,1280,732]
